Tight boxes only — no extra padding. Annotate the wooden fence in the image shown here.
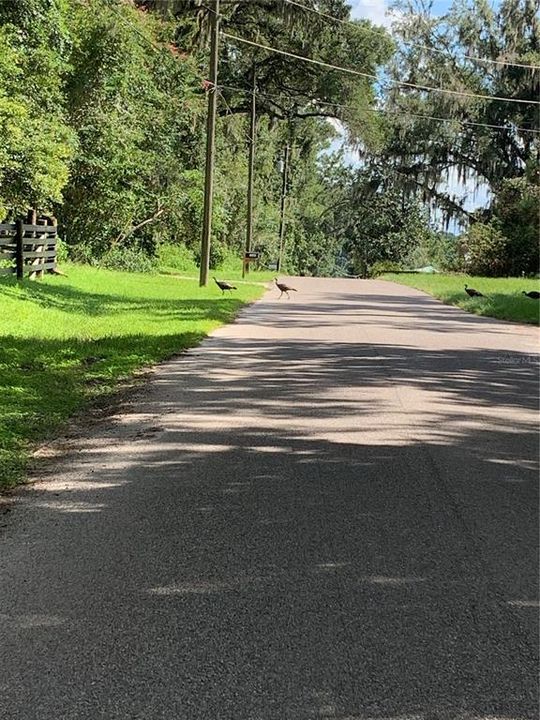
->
[0,220,57,279]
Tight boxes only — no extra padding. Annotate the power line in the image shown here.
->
[222,31,540,106]
[284,0,540,72]
[219,83,540,134]
[223,31,379,79]
[105,1,540,108]
[100,3,540,125]
[216,87,256,143]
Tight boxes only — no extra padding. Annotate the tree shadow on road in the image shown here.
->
[0,327,538,719]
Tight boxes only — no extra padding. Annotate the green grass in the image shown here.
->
[157,245,279,283]
[0,264,267,489]
[159,261,277,283]
[382,273,540,325]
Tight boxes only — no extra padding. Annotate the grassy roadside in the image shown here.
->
[159,259,277,283]
[0,264,268,489]
[157,245,278,283]
[382,273,540,325]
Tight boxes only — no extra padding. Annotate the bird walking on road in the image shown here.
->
[522,290,540,299]
[213,277,237,294]
[464,284,484,298]
[274,278,297,299]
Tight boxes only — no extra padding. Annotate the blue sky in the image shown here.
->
[348,0,455,25]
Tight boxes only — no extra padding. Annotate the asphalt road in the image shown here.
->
[0,278,538,720]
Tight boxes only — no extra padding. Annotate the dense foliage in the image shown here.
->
[0,0,538,276]
[0,0,75,219]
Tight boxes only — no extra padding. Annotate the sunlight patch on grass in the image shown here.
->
[0,264,266,488]
[382,273,540,325]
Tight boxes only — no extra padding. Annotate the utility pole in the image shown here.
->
[243,64,257,279]
[277,141,290,273]
[199,0,220,287]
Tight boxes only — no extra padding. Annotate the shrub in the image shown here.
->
[407,232,461,272]
[98,246,157,273]
[55,237,69,264]
[461,222,510,277]
[493,177,539,276]
[370,260,403,276]
[157,242,196,272]
[193,238,228,270]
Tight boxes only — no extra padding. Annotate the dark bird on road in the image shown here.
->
[274,278,297,299]
[214,277,237,294]
[522,290,540,299]
[465,284,484,298]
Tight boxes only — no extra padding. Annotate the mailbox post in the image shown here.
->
[242,251,260,278]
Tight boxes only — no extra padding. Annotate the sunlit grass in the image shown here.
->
[383,273,540,325]
[0,264,266,488]
[159,261,276,283]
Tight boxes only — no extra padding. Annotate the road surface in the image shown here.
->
[0,278,538,719]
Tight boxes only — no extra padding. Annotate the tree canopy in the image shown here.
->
[377,0,539,221]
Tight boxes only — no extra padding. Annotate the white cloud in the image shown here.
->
[349,0,392,27]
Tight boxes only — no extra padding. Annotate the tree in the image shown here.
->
[460,221,510,276]
[376,0,539,222]
[0,0,75,219]
[321,165,433,276]
[407,230,462,271]
[59,0,205,258]
[143,0,394,147]
[462,167,540,276]
[491,172,539,275]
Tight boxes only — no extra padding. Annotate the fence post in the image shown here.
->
[15,219,24,280]
[31,218,47,280]
[51,217,58,273]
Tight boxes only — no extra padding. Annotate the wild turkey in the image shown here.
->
[274,278,297,299]
[522,290,540,299]
[213,277,237,294]
[464,284,484,298]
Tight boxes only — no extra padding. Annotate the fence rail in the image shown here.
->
[0,220,57,279]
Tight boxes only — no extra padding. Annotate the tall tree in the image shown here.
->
[0,0,75,218]
[377,0,540,221]
[141,0,394,148]
[60,0,205,257]
[318,163,433,276]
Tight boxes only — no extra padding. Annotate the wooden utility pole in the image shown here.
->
[199,0,220,287]
[243,65,257,278]
[277,141,290,273]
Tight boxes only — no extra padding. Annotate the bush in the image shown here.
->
[98,246,157,273]
[193,238,228,270]
[461,222,510,277]
[493,176,539,276]
[370,260,403,276]
[157,242,196,272]
[55,237,69,264]
[407,232,461,272]
[67,242,97,265]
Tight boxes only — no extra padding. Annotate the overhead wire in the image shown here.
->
[103,0,540,128]
[218,83,540,134]
[283,0,540,71]
[216,86,257,144]
[105,1,539,108]
[222,32,540,106]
